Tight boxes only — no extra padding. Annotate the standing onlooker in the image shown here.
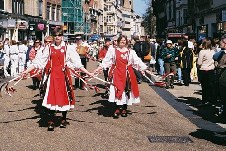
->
[149,40,157,71]
[197,39,215,105]
[9,40,19,77]
[133,35,150,83]
[18,40,28,74]
[3,38,10,77]
[74,35,90,89]
[161,40,179,88]
[156,40,165,76]
[179,41,194,86]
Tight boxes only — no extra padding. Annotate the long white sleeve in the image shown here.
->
[130,50,147,71]
[100,47,115,69]
[66,45,84,69]
[32,45,50,69]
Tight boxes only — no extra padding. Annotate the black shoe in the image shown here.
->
[165,86,170,89]
[170,85,174,89]
[121,110,127,117]
[48,122,54,131]
[137,80,142,84]
[113,109,121,119]
[60,120,69,128]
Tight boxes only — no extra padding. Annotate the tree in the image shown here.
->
[142,1,156,38]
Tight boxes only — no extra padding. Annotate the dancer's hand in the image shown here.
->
[88,72,95,77]
[21,70,28,78]
[145,70,152,75]
[141,70,146,76]
[93,67,102,74]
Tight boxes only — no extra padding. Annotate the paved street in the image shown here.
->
[0,62,226,151]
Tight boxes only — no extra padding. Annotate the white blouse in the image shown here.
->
[32,42,83,70]
[100,47,147,71]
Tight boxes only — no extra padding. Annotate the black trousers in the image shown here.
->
[103,68,109,81]
[182,68,191,86]
[75,57,87,88]
[199,70,215,103]
[32,77,40,89]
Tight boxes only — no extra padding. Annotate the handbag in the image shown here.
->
[144,53,151,61]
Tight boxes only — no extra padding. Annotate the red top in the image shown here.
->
[98,46,108,60]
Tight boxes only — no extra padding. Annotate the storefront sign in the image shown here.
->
[17,21,28,29]
[37,23,45,31]
[7,19,16,28]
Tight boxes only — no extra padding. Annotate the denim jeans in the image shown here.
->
[177,67,182,81]
[158,58,164,76]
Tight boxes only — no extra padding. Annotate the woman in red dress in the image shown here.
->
[94,35,147,118]
[22,30,93,131]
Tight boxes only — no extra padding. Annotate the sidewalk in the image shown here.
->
[154,77,226,130]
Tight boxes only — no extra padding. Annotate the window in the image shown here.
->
[183,9,187,24]
[107,16,112,22]
[56,6,60,21]
[52,5,56,21]
[0,0,3,10]
[39,0,43,16]
[12,0,24,14]
[46,3,51,20]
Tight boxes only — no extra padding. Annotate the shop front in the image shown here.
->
[17,20,28,41]
[28,21,47,41]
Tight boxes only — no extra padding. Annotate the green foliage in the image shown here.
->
[142,2,155,37]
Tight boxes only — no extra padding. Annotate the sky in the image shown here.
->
[133,0,149,16]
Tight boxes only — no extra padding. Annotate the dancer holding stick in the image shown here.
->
[93,35,147,118]
[21,29,93,131]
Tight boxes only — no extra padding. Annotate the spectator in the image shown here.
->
[133,35,150,83]
[3,38,10,77]
[179,41,194,86]
[156,40,165,76]
[197,39,215,105]
[9,40,19,77]
[161,40,179,89]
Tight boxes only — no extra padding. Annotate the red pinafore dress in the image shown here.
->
[43,45,75,111]
[112,49,139,100]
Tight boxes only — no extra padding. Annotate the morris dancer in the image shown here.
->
[93,35,147,118]
[28,39,43,90]
[22,29,93,131]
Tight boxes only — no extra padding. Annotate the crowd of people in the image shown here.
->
[1,29,226,130]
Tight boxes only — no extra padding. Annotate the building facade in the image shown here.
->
[153,0,226,40]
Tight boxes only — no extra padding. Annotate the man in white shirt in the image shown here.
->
[3,38,10,77]
[18,40,28,74]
